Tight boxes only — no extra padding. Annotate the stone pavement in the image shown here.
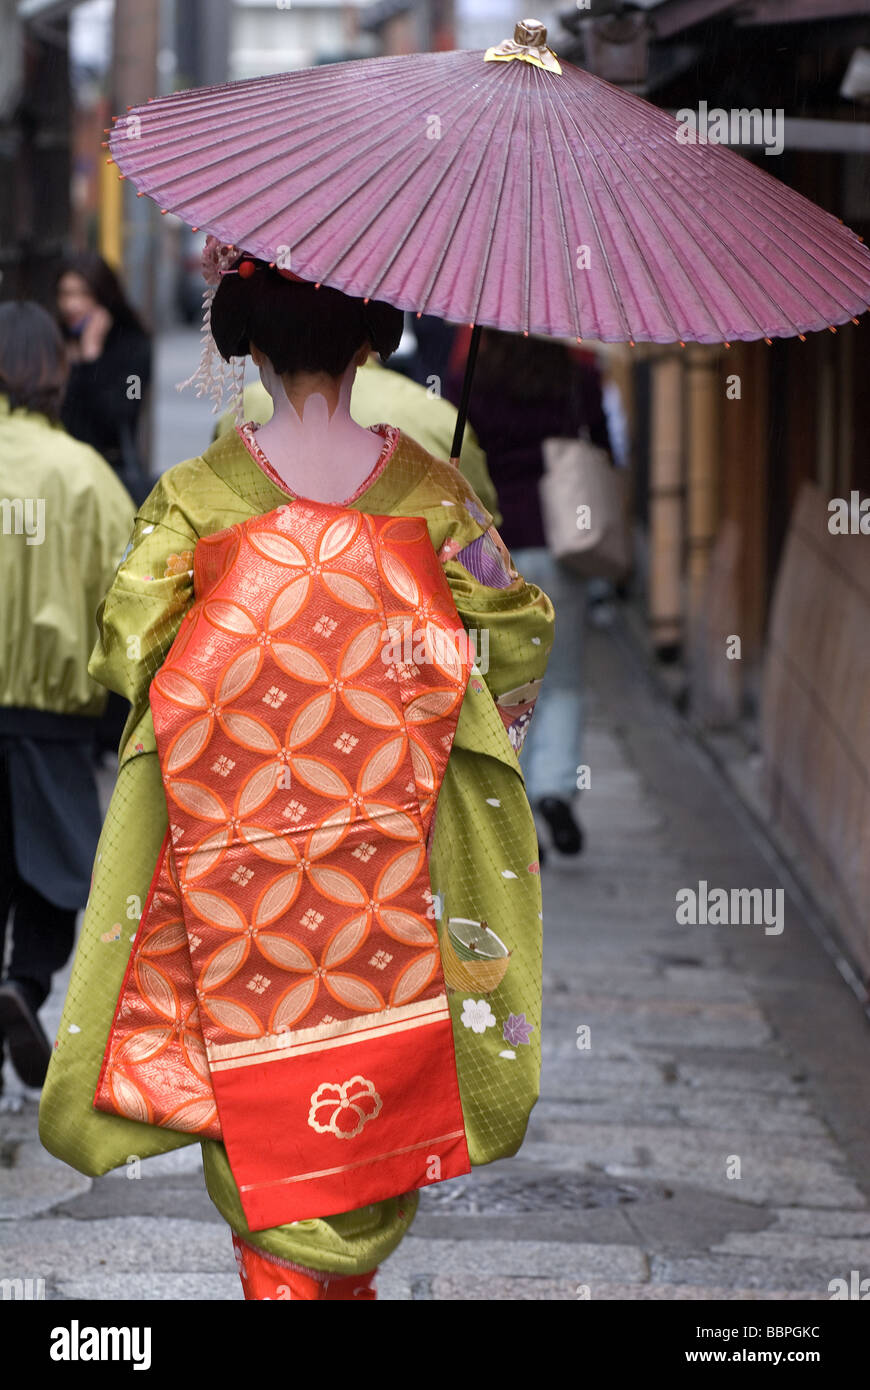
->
[2,620,869,1300]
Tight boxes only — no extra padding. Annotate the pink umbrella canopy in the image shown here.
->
[108,22,870,345]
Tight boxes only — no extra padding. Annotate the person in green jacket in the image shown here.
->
[0,301,135,1090]
[215,354,502,526]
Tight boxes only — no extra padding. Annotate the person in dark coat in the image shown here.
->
[56,251,152,506]
[449,328,613,861]
[56,253,151,758]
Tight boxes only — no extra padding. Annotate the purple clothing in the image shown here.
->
[454,531,513,589]
[452,360,612,552]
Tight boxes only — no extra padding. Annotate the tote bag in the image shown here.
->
[539,434,630,580]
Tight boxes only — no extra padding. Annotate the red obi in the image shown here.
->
[95,502,473,1229]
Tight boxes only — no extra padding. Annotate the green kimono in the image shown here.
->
[39,423,553,1274]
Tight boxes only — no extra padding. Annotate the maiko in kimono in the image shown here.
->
[40,244,555,1300]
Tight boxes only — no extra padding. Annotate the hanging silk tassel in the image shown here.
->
[175,237,246,420]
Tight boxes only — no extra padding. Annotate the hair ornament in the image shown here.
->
[176,234,247,423]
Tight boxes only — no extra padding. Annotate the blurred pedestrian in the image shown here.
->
[453,328,613,860]
[402,312,456,394]
[0,302,135,1090]
[56,251,152,506]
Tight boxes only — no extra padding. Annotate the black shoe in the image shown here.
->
[0,981,51,1088]
[537,797,584,856]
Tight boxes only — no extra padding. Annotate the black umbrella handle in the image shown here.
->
[449,323,482,465]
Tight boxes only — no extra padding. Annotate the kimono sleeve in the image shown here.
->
[443,525,554,757]
[39,496,200,1178]
[88,510,197,744]
[430,523,551,1167]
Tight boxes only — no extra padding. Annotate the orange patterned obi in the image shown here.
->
[95,501,473,1229]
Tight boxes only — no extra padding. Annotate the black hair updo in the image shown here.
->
[210,260,403,378]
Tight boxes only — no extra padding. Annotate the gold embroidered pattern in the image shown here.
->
[308,1076,383,1139]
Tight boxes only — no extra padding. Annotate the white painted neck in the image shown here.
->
[252,356,383,504]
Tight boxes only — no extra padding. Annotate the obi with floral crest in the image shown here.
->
[39,419,554,1273]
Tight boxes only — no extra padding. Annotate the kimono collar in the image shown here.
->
[200,418,415,519]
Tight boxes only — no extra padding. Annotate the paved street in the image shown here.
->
[2,615,869,1300]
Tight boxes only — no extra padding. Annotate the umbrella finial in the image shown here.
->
[485,17,561,74]
[515,18,547,46]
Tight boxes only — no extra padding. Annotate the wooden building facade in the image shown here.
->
[563,0,870,983]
